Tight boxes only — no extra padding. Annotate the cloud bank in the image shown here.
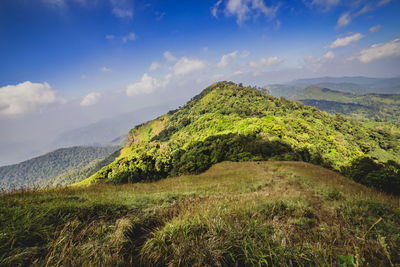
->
[126,74,168,96]
[0,81,58,116]
[327,33,363,49]
[173,57,206,75]
[357,38,400,63]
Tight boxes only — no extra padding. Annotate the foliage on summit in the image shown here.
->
[83,82,400,194]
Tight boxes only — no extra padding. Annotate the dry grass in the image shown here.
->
[1,161,399,266]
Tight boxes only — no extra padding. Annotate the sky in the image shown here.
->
[0,0,400,165]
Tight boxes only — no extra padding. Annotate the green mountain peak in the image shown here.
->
[77,82,400,194]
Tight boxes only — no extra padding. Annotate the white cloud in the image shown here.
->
[218,51,239,68]
[0,81,58,116]
[304,51,335,72]
[357,5,372,16]
[305,51,335,62]
[163,51,177,62]
[80,92,101,107]
[110,0,133,18]
[357,38,400,63]
[248,56,282,68]
[327,33,364,49]
[173,57,206,75]
[377,0,392,6]
[212,0,279,25]
[336,2,389,29]
[149,62,161,71]
[112,8,133,18]
[106,32,135,43]
[100,66,112,73]
[41,0,66,7]
[310,0,340,10]
[233,70,244,76]
[217,50,249,68]
[126,74,169,96]
[322,51,335,60]
[105,34,115,40]
[43,0,133,17]
[122,32,136,43]
[336,13,351,28]
[211,0,223,17]
[369,25,381,33]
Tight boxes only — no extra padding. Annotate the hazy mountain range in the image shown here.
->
[266,76,400,98]
[0,104,177,167]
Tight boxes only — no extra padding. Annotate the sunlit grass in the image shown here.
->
[1,161,399,266]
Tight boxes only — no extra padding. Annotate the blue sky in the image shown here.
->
[0,0,399,164]
[1,0,399,96]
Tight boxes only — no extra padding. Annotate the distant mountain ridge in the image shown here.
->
[0,146,118,191]
[291,76,400,88]
[293,87,400,122]
[263,77,400,123]
[0,104,177,167]
[267,76,400,97]
[52,105,175,148]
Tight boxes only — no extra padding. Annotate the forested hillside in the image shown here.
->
[0,146,118,191]
[81,82,400,194]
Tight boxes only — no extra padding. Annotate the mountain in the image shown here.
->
[0,146,118,191]
[265,76,400,98]
[1,81,399,266]
[295,87,400,122]
[0,140,54,168]
[1,161,399,266]
[51,104,176,148]
[0,104,177,168]
[290,76,400,94]
[80,82,400,194]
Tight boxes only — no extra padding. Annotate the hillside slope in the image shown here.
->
[81,82,400,193]
[1,161,399,266]
[0,146,118,191]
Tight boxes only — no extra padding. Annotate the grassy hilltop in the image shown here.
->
[80,82,400,194]
[1,161,399,266]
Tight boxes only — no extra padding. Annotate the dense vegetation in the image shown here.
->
[1,161,399,266]
[0,146,118,191]
[296,87,400,123]
[82,82,400,195]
